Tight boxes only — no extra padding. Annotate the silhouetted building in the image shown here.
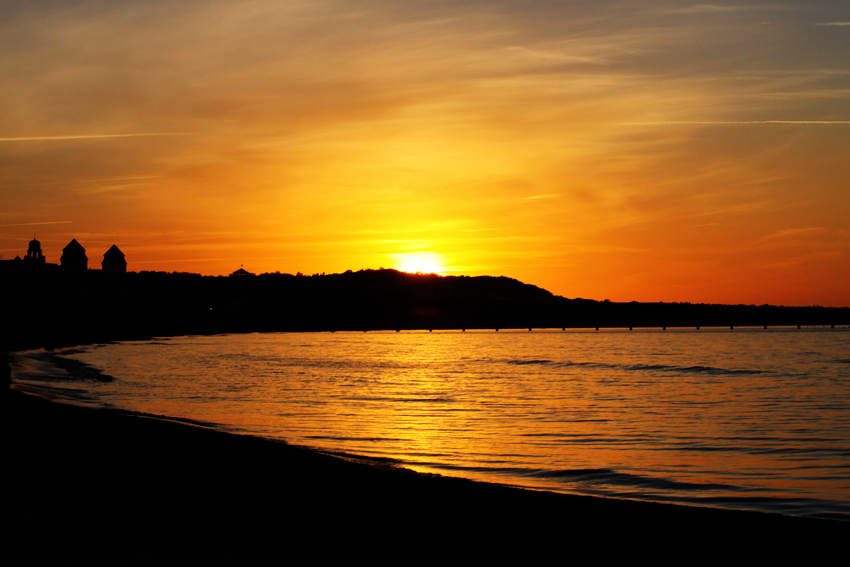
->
[61,239,88,276]
[25,237,45,265]
[102,245,127,275]
[0,256,21,277]
[230,267,255,277]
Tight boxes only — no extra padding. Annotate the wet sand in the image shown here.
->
[5,388,845,564]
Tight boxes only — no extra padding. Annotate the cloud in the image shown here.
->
[523,194,559,200]
[0,221,73,227]
[816,22,850,26]
[663,4,759,14]
[0,134,193,142]
[1,0,849,304]
[760,227,827,241]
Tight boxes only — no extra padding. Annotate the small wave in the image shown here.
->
[11,383,98,404]
[311,450,404,469]
[421,462,738,492]
[55,348,89,356]
[660,445,734,453]
[723,435,842,443]
[674,365,764,376]
[305,435,405,443]
[527,468,737,491]
[120,410,220,429]
[341,396,455,403]
[30,353,115,382]
[505,358,765,376]
[616,362,764,376]
[614,493,850,521]
[752,447,850,457]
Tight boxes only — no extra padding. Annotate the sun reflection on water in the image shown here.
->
[33,328,850,520]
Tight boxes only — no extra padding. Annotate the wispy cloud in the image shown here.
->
[523,194,559,200]
[662,4,768,15]
[0,221,73,227]
[760,227,827,241]
[0,133,193,142]
[2,176,162,188]
[0,0,848,304]
[130,257,231,265]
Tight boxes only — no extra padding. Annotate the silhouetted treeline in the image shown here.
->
[1,267,847,350]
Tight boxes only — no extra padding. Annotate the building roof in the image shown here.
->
[63,239,86,253]
[104,244,125,259]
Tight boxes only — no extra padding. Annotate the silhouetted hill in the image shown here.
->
[1,267,847,350]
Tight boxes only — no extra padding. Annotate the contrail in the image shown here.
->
[0,221,73,227]
[0,133,193,142]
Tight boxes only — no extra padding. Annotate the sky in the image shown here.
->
[1,0,848,306]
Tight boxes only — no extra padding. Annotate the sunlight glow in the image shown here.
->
[2,1,849,305]
[392,252,447,275]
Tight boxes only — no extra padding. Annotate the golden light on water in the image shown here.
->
[392,252,448,275]
[51,331,850,516]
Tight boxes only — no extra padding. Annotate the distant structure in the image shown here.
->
[102,245,127,275]
[25,236,45,265]
[230,265,255,277]
[1,237,129,329]
[0,237,126,278]
[61,239,88,276]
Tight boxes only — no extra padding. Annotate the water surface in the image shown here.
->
[13,328,850,520]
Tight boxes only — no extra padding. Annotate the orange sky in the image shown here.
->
[2,1,849,306]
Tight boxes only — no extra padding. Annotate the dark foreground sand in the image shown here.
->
[4,388,845,565]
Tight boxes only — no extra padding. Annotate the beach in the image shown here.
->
[5,386,845,565]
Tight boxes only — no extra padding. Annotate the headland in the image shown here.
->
[3,245,848,353]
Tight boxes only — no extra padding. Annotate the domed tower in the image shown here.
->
[25,236,45,264]
[102,245,127,275]
[60,239,88,276]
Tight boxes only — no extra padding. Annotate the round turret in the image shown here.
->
[25,237,45,264]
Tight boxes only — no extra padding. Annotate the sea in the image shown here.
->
[10,328,850,521]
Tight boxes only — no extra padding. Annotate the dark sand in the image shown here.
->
[5,388,845,565]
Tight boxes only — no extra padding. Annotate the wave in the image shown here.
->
[305,435,406,443]
[504,358,765,376]
[573,489,850,521]
[18,351,115,383]
[422,462,739,492]
[527,468,738,491]
[341,396,457,404]
[417,461,849,519]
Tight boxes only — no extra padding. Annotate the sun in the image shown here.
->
[391,252,447,275]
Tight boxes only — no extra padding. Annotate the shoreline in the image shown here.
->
[5,388,846,563]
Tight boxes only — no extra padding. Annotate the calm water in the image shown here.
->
[12,329,850,520]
